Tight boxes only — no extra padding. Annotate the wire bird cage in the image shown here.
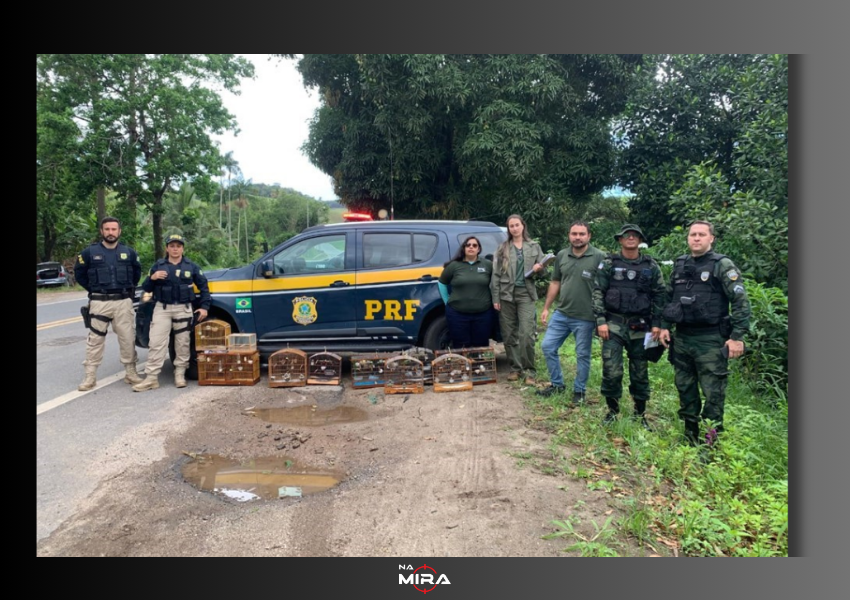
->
[403,346,436,385]
[431,352,473,392]
[383,355,425,395]
[437,346,497,385]
[307,351,342,386]
[351,352,393,389]
[268,348,308,388]
[198,350,260,386]
[195,319,231,351]
[228,333,257,352]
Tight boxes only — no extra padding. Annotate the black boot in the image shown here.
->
[602,398,619,425]
[633,400,651,430]
[684,420,700,446]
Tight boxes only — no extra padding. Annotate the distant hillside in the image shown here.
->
[323,200,344,209]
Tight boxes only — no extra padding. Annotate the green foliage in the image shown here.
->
[616,54,787,243]
[544,516,620,557]
[526,315,788,556]
[295,54,645,252]
[737,282,788,398]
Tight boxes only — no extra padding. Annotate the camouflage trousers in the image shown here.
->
[668,331,728,429]
[601,322,650,413]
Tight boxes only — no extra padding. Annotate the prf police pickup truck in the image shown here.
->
[139,220,507,378]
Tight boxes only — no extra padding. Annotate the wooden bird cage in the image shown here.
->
[460,346,498,385]
[228,333,257,352]
[195,319,231,351]
[198,350,260,386]
[307,351,342,385]
[351,352,393,389]
[431,352,473,393]
[268,348,308,388]
[383,355,425,395]
[403,346,436,385]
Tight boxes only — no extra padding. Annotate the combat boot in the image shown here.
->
[174,368,187,388]
[133,376,160,392]
[123,363,144,385]
[77,367,97,392]
[683,420,700,446]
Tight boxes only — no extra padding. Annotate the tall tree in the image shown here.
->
[37,54,254,252]
[615,54,787,242]
[293,54,643,250]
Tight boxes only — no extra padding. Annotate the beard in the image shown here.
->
[103,234,118,243]
[570,239,587,249]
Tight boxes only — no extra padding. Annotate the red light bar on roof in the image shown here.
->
[342,212,373,221]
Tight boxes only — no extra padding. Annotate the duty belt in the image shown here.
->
[89,291,132,301]
[605,313,646,324]
[677,323,721,335]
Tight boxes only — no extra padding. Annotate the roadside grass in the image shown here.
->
[36,283,85,295]
[525,329,788,557]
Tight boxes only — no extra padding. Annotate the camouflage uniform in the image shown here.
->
[663,251,751,443]
[593,242,666,419]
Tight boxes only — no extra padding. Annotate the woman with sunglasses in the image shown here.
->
[438,236,495,349]
[491,214,546,384]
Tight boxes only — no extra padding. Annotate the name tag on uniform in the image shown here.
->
[582,270,593,279]
[477,267,487,273]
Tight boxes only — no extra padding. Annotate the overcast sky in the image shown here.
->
[214,55,338,201]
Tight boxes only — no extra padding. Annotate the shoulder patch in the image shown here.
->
[598,262,605,269]
[727,270,739,281]
[733,284,745,295]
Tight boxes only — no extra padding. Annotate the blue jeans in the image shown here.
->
[540,310,595,391]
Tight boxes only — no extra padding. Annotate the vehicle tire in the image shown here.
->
[422,314,450,351]
[168,330,199,380]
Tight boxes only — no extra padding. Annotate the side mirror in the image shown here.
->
[261,259,275,278]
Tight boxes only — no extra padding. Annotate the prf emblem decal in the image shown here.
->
[701,271,710,282]
[292,296,318,325]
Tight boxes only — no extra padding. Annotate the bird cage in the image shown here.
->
[307,351,342,385]
[228,333,257,352]
[195,319,231,351]
[460,346,498,385]
[198,351,229,385]
[268,348,308,388]
[431,352,473,392]
[198,349,260,386]
[383,355,425,395]
[351,352,393,388]
[225,350,261,385]
[403,346,436,385]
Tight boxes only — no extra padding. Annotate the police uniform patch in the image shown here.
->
[727,270,739,281]
[733,284,745,295]
[613,268,625,280]
[627,270,636,280]
[120,253,128,259]
[701,271,710,282]
[292,296,318,325]
[598,262,605,269]
[77,255,85,264]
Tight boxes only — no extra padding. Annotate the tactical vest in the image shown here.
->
[663,253,728,325]
[603,255,655,317]
[86,243,136,292]
[151,259,197,305]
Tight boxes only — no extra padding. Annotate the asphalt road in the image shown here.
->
[36,291,186,542]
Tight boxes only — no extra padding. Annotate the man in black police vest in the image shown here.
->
[74,216,143,391]
[657,220,751,450]
[133,234,210,391]
[593,224,667,428]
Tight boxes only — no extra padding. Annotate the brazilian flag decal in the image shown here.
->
[235,297,252,311]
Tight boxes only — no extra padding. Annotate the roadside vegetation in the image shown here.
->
[526,289,787,557]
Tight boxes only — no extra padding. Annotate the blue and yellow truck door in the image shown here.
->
[354,229,447,345]
[248,231,357,344]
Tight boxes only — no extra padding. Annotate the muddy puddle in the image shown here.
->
[182,454,344,501]
[248,405,368,426]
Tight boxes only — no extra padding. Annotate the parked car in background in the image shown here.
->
[36,262,70,288]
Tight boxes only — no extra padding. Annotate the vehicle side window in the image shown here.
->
[272,234,346,275]
[413,234,438,263]
[363,233,414,268]
[455,232,504,261]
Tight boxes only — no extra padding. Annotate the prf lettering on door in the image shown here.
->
[364,299,420,320]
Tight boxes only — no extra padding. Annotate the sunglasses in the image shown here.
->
[621,232,640,239]
[465,242,479,248]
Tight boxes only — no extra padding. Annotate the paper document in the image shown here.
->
[644,333,659,349]
[525,253,556,278]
